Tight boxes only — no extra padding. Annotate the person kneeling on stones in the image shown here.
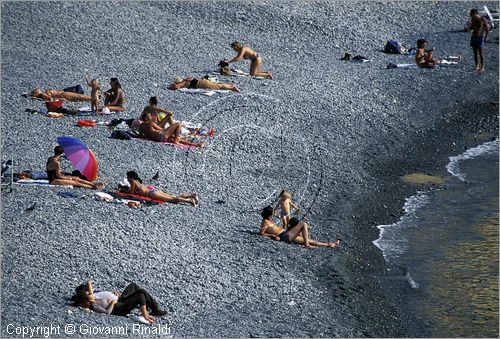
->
[72,280,167,324]
[259,206,341,248]
[126,170,199,206]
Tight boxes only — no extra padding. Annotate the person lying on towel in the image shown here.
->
[167,76,240,92]
[126,170,199,206]
[30,87,91,102]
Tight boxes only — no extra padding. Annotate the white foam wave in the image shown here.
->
[372,192,429,261]
[446,139,498,181]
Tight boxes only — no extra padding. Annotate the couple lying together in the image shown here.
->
[259,205,342,249]
[135,96,206,148]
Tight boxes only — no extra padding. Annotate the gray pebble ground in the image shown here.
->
[1,1,498,338]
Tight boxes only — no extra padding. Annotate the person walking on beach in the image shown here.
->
[469,9,489,71]
[225,41,273,79]
[46,146,103,189]
[126,170,199,206]
[259,206,341,248]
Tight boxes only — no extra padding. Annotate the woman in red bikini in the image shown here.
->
[126,170,199,206]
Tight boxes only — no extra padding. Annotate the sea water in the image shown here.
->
[373,139,499,337]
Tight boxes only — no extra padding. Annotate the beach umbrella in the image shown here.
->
[56,136,98,181]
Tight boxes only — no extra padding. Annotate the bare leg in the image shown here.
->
[250,59,273,79]
[473,47,479,70]
[164,123,181,139]
[105,105,126,112]
[140,305,156,324]
[51,178,95,189]
[150,191,195,205]
[478,47,485,71]
[220,83,241,92]
[287,221,312,247]
[63,92,92,101]
[70,176,103,189]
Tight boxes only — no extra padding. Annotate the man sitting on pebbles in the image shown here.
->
[259,206,341,248]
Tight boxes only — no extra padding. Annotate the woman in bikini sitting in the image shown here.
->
[138,112,206,148]
[46,146,103,189]
[259,206,341,248]
[126,170,199,206]
[226,41,273,79]
[31,88,91,102]
[167,76,240,92]
[103,77,127,112]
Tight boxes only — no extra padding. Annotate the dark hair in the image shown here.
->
[126,170,143,184]
[149,96,158,106]
[70,283,89,307]
[289,217,300,228]
[54,145,64,155]
[261,206,274,219]
[470,9,478,16]
[416,38,427,48]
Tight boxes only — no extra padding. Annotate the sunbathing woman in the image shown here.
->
[103,77,126,112]
[46,146,103,189]
[167,76,240,92]
[126,170,199,206]
[226,41,273,79]
[139,112,206,148]
[30,88,91,102]
[72,280,167,324]
[259,206,341,248]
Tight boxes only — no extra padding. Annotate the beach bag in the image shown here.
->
[111,130,132,140]
[45,100,63,112]
[63,84,84,94]
[384,40,402,54]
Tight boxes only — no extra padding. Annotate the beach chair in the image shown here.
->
[483,5,499,28]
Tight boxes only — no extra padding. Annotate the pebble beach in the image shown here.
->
[1,1,498,337]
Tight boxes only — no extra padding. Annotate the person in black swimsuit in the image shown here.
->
[167,76,240,92]
[46,146,103,189]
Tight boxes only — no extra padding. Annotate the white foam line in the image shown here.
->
[256,189,279,205]
[446,139,498,181]
[372,192,429,261]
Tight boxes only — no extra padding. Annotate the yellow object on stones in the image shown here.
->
[402,173,444,184]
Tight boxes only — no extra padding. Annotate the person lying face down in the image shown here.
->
[71,280,167,324]
[258,206,341,248]
[30,88,92,102]
[167,76,240,92]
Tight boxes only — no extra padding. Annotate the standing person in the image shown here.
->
[469,9,489,71]
[85,75,101,113]
[104,77,126,112]
[46,146,103,189]
[226,41,273,79]
[274,190,300,228]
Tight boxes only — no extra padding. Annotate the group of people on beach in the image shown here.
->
[32,10,492,321]
[415,9,490,69]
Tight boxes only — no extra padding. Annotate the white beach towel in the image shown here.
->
[177,88,231,97]
[15,179,73,188]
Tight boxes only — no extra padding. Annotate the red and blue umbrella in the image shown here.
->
[56,136,98,181]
